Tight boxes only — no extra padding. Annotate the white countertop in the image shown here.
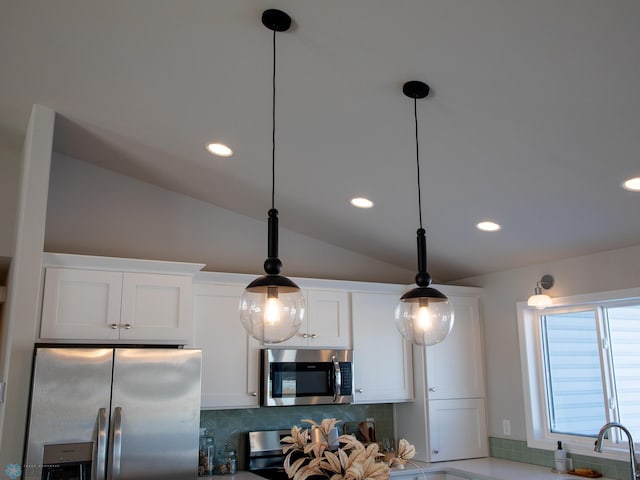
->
[203,458,613,480]
[390,457,613,480]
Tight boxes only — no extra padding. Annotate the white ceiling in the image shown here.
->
[2,0,640,282]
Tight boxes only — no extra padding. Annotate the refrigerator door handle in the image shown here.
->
[96,408,108,480]
[107,407,123,480]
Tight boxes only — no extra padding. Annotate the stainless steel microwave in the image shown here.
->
[261,348,353,406]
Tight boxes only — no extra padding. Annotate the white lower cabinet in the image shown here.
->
[193,283,260,409]
[351,291,413,403]
[40,257,201,343]
[394,290,488,463]
[427,398,488,462]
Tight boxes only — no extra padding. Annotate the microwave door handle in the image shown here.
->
[333,356,341,402]
[96,408,108,480]
[107,407,123,480]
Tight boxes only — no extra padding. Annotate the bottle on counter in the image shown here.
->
[199,428,216,476]
[554,440,567,473]
[217,443,237,475]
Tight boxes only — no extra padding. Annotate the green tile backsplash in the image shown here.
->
[202,407,632,480]
[200,404,394,470]
[489,437,632,480]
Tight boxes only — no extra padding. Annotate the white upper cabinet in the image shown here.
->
[39,254,204,343]
[41,268,123,341]
[193,283,260,409]
[271,288,350,348]
[426,295,485,399]
[351,291,413,403]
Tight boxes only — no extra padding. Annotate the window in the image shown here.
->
[542,309,606,436]
[518,289,640,459]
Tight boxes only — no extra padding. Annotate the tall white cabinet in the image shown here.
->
[193,282,261,409]
[351,290,413,404]
[394,288,488,462]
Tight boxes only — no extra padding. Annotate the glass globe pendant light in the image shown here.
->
[394,81,454,346]
[239,9,304,344]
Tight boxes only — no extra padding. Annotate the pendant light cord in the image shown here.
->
[414,97,423,230]
[271,29,277,210]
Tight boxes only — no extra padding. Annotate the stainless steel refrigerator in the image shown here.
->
[24,346,202,480]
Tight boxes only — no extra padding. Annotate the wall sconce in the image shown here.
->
[527,274,554,309]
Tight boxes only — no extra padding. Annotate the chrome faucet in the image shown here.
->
[594,422,640,480]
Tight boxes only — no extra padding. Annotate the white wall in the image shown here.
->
[45,153,413,284]
[0,143,21,259]
[458,244,640,441]
[0,105,53,467]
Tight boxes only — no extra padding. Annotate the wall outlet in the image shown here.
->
[502,419,511,436]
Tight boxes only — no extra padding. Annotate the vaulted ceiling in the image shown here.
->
[2,1,639,282]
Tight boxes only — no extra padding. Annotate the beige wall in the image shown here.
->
[458,244,640,441]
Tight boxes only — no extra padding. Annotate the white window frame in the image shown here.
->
[517,286,640,461]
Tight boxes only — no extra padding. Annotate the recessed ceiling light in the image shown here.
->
[622,176,640,192]
[350,197,374,208]
[476,221,501,232]
[206,143,233,157]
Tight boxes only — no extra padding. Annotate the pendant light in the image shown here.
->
[394,81,454,346]
[239,9,305,344]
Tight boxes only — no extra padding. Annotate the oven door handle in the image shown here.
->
[332,356,341,402]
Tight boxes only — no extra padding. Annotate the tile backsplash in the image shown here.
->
[200,403,393,469]
[202,409,632,480]
[490,437,631,480]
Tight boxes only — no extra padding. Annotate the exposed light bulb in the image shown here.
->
[264,296,281,324]
[416,300,432,331]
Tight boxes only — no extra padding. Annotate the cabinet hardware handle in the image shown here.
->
[123,323,132,329]
[310,333,317,339]
[251,392,257,397]
[429,387,436,392]
[356,388,363,393]
[111,324,119,329]
[301,333,308,338]
[432,450,439,454]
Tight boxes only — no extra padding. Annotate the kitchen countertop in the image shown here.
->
[202,457,614,480]
[390,457,614,480]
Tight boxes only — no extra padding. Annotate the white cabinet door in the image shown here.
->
[426,296,485,399]
[351,292,413,403]
[193,283,260,409]
[270,288,350,348]
[427,398,488,462]
[120,273,193,342]
[40,268,123,340]
[40,267,194,342]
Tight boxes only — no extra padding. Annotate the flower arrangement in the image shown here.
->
[281,419,416,480]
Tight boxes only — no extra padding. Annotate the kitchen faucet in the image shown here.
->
[594,422,640,480]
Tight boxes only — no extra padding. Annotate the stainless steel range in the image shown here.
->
[247,430,290,480]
